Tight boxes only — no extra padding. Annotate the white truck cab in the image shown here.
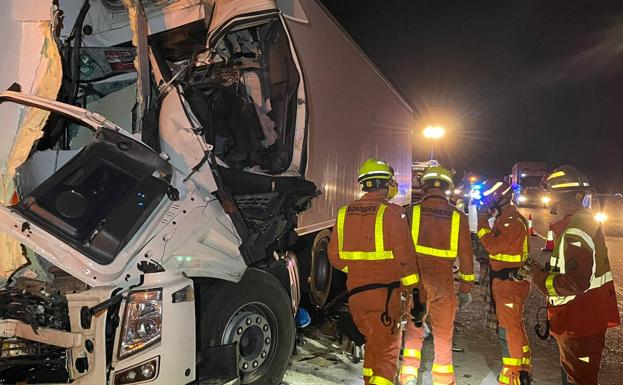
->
[0,1,414,384]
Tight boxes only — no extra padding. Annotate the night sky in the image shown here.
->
[319,0,623,192]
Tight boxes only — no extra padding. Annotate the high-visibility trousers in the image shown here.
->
[556,331,606,385]
[401,269,457,385]
[350,288,403,385]
[492,279,531,385]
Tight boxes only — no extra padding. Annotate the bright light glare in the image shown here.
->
[594,213,608,223]
[423,126,446,139]
[521,173,527,177]
[518,196,527,202]
[445,190,452,195]
[454,189,462,195]
[542,196,551,204]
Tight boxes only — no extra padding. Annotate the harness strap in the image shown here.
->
[349,281,401,328]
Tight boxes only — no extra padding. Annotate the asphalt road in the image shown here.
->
[285,207,623,385]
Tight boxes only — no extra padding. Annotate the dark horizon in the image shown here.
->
[320,0,623,193]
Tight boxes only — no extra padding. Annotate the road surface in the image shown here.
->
[285,207,623,384]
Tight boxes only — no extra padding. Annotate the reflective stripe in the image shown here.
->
[411,205,460,259]
[341,266,349,273]
[503,357,523,367]
[545,273,559,296]
[523,357,532,366]
[370,375,393,385]
[477,227,491,238]
[431,363,454,374]
[401,273,420,286]
[522,345,530,353]
[363,367,373,377]
[499,375,511,384]
[549,225,613,306]
[337,204,394,260]
[484,181,503,196]
[403,348,421,359]
[400,365,419,376]
[551,182,580,189]
[490,253,523,263]
[458,272,475,282]
[547,171,566,181]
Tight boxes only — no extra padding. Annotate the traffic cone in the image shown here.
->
[542,226,555,252]
[528,214,535,236]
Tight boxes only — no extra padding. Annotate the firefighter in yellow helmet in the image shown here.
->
[400,166,474,385]
[328,158,419,385]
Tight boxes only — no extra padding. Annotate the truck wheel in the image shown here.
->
[308,230,332,308]
[200,268,294,385]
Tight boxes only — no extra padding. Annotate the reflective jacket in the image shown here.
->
[328,192,420,291]
[535,209,620,336]
[477,206,529,271]
[406,195,474,285]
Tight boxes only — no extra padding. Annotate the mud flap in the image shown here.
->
[197,343,239,383]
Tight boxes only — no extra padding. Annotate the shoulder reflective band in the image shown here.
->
[363,367,373,377]
[337,204,394,260]
[411,205,460,258]
[369,375,393,385]
[477,227,491,238]
[403,349,421,359]
[545,273,559,296]
[502,357,523,367]
[431,363,454,374]
[458,272,475,282]
[401,273,420,286]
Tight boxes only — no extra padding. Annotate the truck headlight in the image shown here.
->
[119,289,162,359]
[542,196,551,204]
[518,196,527,202]
[594,213,608,223]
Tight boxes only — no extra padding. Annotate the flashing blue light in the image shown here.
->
[472,184,482,190]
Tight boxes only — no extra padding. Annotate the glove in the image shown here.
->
[458,292,472,310]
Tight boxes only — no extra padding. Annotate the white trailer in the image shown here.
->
[0,1,413,384]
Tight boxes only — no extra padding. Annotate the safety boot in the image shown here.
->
[519,370,531,385]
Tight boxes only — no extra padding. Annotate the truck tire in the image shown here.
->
[308,229,333,308]
[199,268,294,385]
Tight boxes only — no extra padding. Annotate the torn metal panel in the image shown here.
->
[209,0,277,35]
[0,4,62,283]
[122,0,150,134]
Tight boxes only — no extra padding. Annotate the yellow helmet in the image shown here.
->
[358,158,395,190]
[421,166,454,189]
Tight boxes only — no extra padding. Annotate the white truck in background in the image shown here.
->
[510,161,549,207]
[0,1,413,384]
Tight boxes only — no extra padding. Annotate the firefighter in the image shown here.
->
[328,158,420,385]
[520,166,620,385]
[401,166,475,385]
[477,179,532,385]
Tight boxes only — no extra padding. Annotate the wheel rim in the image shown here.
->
[222,302,278,383]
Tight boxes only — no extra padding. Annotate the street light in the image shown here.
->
[422,126,445,160]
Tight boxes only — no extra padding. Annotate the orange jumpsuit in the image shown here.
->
[401,194,474,385]
[328,192,419,385]
[531,210,620,385]
[477,205,531,385]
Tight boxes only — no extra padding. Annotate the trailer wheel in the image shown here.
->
[308,229,333,308]
[200,268,294,385]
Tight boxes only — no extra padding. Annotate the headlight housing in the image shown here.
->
[119,289,162,359]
